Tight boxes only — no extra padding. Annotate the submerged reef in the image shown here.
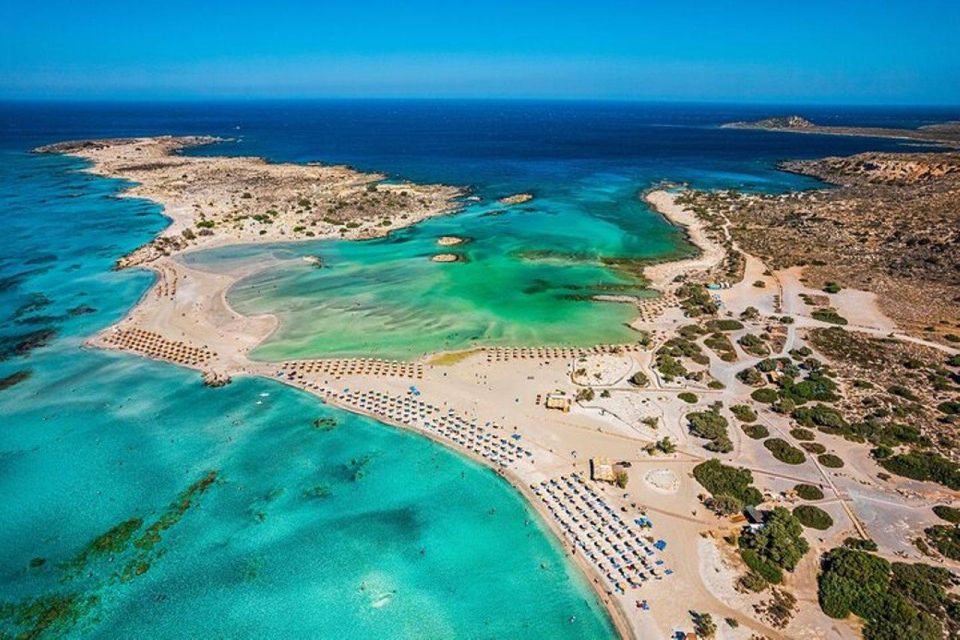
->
[0,471,219,640]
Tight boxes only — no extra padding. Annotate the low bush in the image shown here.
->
[739,571,769,592]
[688,410,732,452]
[751,388,779,403]
[678,392,698,404]
[812,309,848,325]
[739,333,770,357]
[818,453,844,468]
[764,438,806,465]
[737,367,764,386]
[924,525,960,560]
[842,537,878,552]
[740,507,809,575]
[937,400,960,415]
[932,505,960,523]
[741,547,783,584]
[792,404,848,431]
[692,459,762,506]
[742,424,769,439]
[730,404,757,423]
[879,451,960,489]
[789,427,816,441]
[794,505,834,530]
[800,442,826,454]
[705,319,743,332]
[818,547,952,640]
[794,484,824,501]
[887,384,919,401]
[704,332,737,362]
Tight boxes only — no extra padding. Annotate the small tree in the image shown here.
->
[705,494,743,516]
[694,611,717,638]
[656,437,676,454]
[614,470,629,489]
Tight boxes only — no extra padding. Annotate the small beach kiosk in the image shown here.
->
[590,457,616,483]
[544,392,571,413]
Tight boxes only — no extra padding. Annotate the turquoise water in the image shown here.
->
[2,101,954,638]
[0,149,613,639]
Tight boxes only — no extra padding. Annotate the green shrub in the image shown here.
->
[879,451,960,489]
[818,547,891,619]
[678,392,698,404]
[742,424,769,440]
[692,459,762,506]
[812,309,848,325]
[792,404,848,431]
[738,333,770,357]
[932,505,960,523]
[740,507,809,574]
[924,525,960,560]
[887,384,919,401]
[818,548,951,640]
[677,283,718,317]
[937,400,960,415]
[794,484,824,501]
[818,454,844,468]
[704,332,738,362]
[739,571,769,592]
[794,505,833,530]
[790,427,816,441]
[751,388,779,403]
[705,319,743,332]
[738,367,764,385]
[688,410,731,452]
[800,442,826,454]
[823,282,842,294]
[843,537,878,552]
[740,548,784,584]
[730,404,757,423]
[777,371,840,405]
[764,438,806,465]
[705,494,744,516]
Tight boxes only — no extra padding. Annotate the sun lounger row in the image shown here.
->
[281,358,423,379]
[484,344,644,362]
[317,388,534,468]
[532,473,671,592]
[102,327,214,366]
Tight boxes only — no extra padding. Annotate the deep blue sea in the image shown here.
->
[0,100,956,639]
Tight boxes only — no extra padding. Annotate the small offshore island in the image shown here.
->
[30,119,960,640]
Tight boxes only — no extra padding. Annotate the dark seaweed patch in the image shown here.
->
[67,305,96,317]
[0,328,58,361]
[12,293,53,319]
[24,253,58,266]
[0,370,32,391]
[1,471,221,639]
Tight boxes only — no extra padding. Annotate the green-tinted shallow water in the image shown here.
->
[189,174,692,360]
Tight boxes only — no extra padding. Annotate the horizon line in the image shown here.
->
[2,96,960,110]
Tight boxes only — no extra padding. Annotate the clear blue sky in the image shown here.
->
[2,0,958,103]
